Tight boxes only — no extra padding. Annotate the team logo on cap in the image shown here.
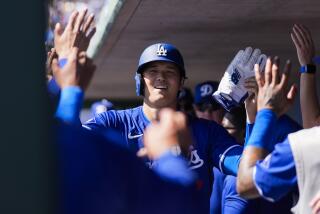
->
[156,44,167,56]
[200,84,213,97]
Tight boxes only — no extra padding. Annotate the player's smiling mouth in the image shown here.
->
[154,85,168,89]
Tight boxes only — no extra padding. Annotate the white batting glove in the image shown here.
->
[213,47,267,111]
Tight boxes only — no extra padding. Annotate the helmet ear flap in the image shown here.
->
[135,73,144,96]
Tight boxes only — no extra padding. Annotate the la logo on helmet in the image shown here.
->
[156,44,167,56]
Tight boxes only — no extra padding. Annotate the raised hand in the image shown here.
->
[291,24,315,66]
[244,76,258,123]
[46,48,57,79]
[213,47,267,111]
[51,47,96,91]
[255,57,297,116]
[140,109,192,160]
[54,9,96,59]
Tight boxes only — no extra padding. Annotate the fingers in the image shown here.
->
[287,84,297,103]
[65,11,79,31]
[312,198,320,214]
[241,47,253,64]
[271,57,280,86]
[73,9,88,33]
[279,60,291,89]
[54,22,63,38]
[264,58,272,85]
[310,192,320,207]
[82,13,95,34]
[293,24,308,45]
[78,51,87,65]
[254,64,263,89]
[229,50,244,67]
[244,77,258,93]
[51,58,60,76]
[310,192,320,214]
[87,27,96,40]
[290,31,301,48]
[257,54,267,72]
[299,24,313,45]
[247,48,261,70]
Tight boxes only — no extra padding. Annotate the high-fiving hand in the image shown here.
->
[54,9,96,59]
[255,57,297,117]
[291,24,315,66]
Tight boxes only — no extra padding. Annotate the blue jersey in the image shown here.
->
[83,106,243,201]
[210,114,301,214]
[254,139,297,202]
[247,110,300,203]
[56,120,206,214]
[211,168,249,214]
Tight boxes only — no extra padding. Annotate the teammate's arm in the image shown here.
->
[291,24,320,128]
[53,49,95,125]
[52,9,97,125]
[237,57,297,198]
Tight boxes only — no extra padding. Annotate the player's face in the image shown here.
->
[222,117,244,144]
[142,61,183,108]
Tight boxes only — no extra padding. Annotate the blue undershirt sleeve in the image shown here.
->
[246,109,277,152]
[221,146,243,176]
[222,175,249,214]
[253,139,297,201]
[244,123,254,147]
[55,86,83,126]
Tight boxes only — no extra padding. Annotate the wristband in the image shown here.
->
[58,58,68,68]
[300,64,316,74]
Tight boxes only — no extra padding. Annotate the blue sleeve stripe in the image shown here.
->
[253,166,276,202]
[219,145,242,174]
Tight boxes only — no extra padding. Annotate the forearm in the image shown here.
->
[236,147,268,198]
[237,109,277,197]
[300,73,320,128]
[55,86,83,126]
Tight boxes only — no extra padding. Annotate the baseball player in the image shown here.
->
[194,79,300,213]
[57,42,244,211]
[52,43,206,214]
[236,54,320,214]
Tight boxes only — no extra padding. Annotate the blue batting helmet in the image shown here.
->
[135,43,186,96]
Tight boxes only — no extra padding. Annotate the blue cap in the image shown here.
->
[136,43,186,77]
[194,81,219,105]
[91,99,114,115]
